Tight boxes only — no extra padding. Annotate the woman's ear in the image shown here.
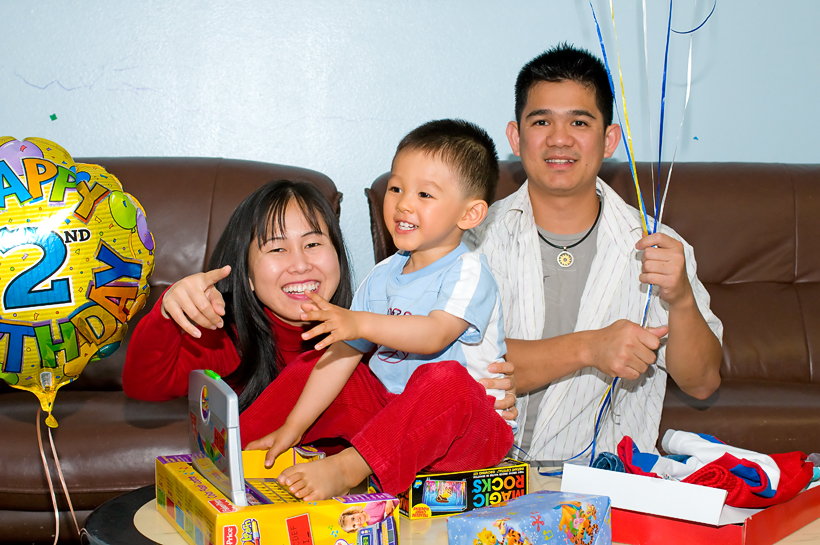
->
[248,276,255,292]
[458,199,489,230]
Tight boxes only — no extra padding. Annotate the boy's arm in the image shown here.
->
[300,291,469,354]
[245,341,363,467]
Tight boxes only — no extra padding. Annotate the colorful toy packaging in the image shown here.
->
[155,450,400,545]
[447,490,611,545]
[368,458,528,519]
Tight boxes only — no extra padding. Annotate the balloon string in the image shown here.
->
[672,0,716,34]
[607,0,649,236]
[48,425,81,536]
[641,0,656,215]
[655,0,673,234]
[36,408,60,545]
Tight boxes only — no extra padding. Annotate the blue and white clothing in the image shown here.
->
[466,180,723,461]
[346,243,507,404]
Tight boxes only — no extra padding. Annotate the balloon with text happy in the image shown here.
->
[0,137,155,427]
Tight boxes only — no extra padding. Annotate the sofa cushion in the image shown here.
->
[0,391,188,512]
[660,379,820,455]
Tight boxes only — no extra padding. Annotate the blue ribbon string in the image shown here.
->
[655,0,673,235]
[672,0,716,34]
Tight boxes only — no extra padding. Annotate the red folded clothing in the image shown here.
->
[683,451,814,508]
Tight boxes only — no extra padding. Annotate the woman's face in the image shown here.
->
[247,202,341,326]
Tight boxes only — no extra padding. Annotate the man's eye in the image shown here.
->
[534,120,548,126]
[572,120,588,127]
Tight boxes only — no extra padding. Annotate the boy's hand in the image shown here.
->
[161,265,231,338]
[245,422,304,469]
[636,233,694,309]
[300,291,364,350]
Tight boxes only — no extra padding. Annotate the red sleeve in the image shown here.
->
[122,289,240,401]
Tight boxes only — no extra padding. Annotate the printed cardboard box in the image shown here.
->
[447,490,611,545]
[155,450,400,545]
[368,458,528,519]
[561,463,820,545]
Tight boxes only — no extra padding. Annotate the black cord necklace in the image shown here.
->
[537,198,603,268]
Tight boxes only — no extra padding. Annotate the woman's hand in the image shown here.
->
[161,265,231,338]
[300,291,364,350]
[245,421,304,469]
[480,360,518,421]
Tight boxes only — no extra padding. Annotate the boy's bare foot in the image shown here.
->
[278,447,372,501]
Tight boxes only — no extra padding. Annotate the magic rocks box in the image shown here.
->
[368,458,528,519]
[447,490,612,545]
[156,451,400,545]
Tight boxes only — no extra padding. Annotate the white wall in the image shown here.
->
[3,1,819,282]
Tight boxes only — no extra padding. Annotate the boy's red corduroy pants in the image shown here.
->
[240,352,514,495]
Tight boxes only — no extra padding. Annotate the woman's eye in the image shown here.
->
[305,242,320,249]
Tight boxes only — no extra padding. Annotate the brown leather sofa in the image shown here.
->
[0,158,342,544]
[366,160,820,457]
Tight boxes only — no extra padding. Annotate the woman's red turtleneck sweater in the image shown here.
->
[122,292,320,401]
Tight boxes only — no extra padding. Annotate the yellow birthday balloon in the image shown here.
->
[0,136,155,427]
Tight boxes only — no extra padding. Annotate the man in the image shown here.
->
[466,43,723,462]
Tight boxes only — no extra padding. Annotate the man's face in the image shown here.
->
[507,80,621,198]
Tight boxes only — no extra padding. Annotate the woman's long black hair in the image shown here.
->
[208,180,354,411]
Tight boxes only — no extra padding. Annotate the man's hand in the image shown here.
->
[586,320,669,380]
[161,265,231,338]
[300,291,364,350]
[245,421,304,469]
[479,360,518,421]
[636,233,693,308]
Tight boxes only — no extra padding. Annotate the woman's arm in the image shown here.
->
[122,283,239,400]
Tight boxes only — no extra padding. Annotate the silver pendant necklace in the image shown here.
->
[537,198,603,268]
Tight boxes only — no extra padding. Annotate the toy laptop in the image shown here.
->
[153,369,400,545]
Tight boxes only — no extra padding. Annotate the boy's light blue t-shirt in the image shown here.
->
[345,242,507,394]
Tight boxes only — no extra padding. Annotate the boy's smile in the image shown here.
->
[384,149,481,272]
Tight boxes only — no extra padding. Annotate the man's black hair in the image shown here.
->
[395,119,499,205]
[514,42,614,127]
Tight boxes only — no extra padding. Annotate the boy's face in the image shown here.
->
[384,149,481,266]
[507,79,621,199]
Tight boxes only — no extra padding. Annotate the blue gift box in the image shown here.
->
[447,490,611,545]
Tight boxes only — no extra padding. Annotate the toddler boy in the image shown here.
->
[249,119,513,500]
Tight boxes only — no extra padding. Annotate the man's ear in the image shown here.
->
[506,121,521,157]
[603,123,622,158]
[458,199,489,230]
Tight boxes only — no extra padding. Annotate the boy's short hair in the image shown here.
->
[395,119,499,205]
[514,42,614,127]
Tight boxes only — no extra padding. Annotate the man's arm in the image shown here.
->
[507,321,668,394]
[637,233,722,400]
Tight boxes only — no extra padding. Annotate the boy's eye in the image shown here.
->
[388,186,401,193]
[419,192,432,199]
